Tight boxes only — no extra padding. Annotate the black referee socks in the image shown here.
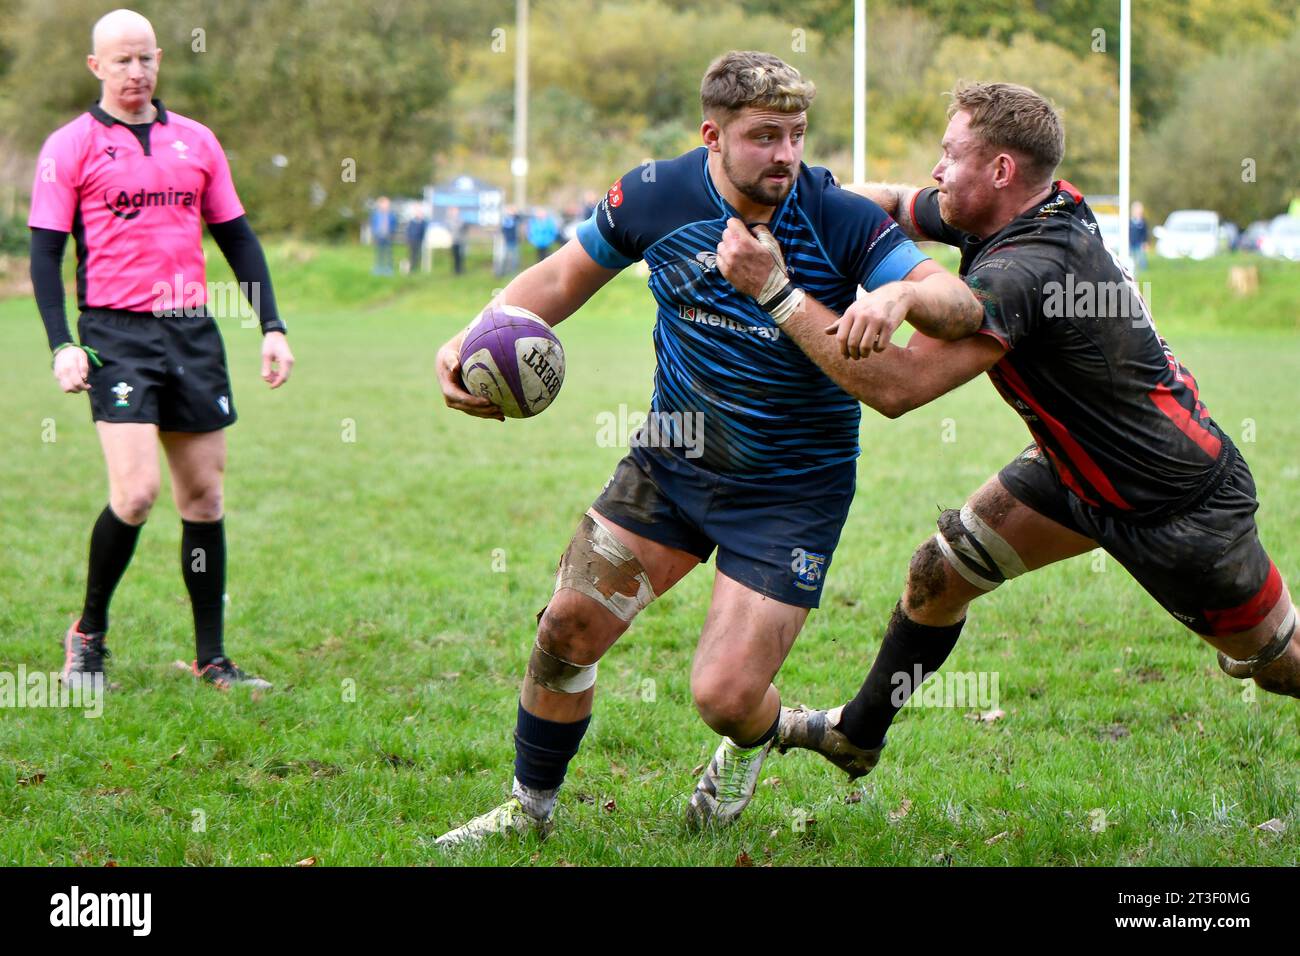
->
[837,603,965,750]
[80,505,144,634]
[181,518,226,666]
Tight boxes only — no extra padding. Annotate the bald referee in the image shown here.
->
[30,9,293,690]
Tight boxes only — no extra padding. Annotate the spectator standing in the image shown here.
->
[527,207,558,263]
[406,206,427,274]
[371,196,395,275]
[1129,200,1150,273]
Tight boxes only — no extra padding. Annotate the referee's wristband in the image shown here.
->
[50,342,102,369]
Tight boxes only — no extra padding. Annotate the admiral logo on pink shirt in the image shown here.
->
[29,101,245,315]
[104,185,200,220]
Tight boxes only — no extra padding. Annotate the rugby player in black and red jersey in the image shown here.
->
[714,81,1297,780]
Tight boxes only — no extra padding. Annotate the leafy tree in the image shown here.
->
[1135,24,1300,225]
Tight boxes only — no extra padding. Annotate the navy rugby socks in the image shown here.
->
[513,702,591,819]
[837,603,965,749]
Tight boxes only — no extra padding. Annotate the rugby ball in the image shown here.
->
[459,305,565,418]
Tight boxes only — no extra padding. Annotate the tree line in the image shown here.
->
[1,0,1295,237]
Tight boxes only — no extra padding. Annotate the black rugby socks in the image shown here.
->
[837,603,965,749]
[181,518,226,665]
[80,505,144,634]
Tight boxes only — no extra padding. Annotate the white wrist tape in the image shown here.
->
[768,287,805,326]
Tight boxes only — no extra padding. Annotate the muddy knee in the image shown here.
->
[931,505,1028,592]
[903,537,954,614]
[527,513,659,692]
[535,594,609,668]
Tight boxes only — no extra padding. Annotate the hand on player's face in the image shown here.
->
[825,284,913,360]
[53,347,91,394]
[436,342,505,422]
[716,218,781,300]
[261,331,294,389]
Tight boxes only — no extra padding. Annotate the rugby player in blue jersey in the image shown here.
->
[432,51,982,844]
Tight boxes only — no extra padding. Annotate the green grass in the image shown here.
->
[0,246,1297,866]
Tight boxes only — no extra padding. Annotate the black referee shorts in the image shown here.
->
[77,308,237,433]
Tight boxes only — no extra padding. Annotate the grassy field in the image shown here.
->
[0,246,1297,866]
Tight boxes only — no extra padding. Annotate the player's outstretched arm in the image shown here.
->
[838,258,983,350]
[843,182,926,242]
[715,219,1001,417]
[782,295,1005,418]
[436,238,620,420]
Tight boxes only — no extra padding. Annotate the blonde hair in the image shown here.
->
[948,81,1064,183]
[700,51,816,125]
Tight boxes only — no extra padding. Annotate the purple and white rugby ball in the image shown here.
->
[459,305,565,418]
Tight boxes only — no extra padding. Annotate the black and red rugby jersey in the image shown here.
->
[911,181,1231,520]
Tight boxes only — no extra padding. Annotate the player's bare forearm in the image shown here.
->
[441,240,618,355]
[903,269,984,340]
[496,240,616,327]
[844,182,925,242]
[781,295,917,416]
[781,294,1004,418]
[825,263,980,361]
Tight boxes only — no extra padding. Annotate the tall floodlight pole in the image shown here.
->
[852,0,867,184]
[512,0,529,209]
[1118,0,1131,266]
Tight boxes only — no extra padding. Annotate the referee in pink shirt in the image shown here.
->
[30,9,294,690]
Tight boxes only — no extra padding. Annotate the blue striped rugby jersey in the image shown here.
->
[577,146,927,478]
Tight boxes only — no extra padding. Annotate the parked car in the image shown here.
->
[1238,219,1271,253]
[1260,216,1300,261]
[1154,209,1223,260]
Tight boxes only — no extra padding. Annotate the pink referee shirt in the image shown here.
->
[28,100,245,314]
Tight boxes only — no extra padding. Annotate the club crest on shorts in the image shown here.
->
[111,381,133,407]
[790,547,827,591]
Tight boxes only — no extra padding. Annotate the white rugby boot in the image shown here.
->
[685,735,774,830]
[434,797,554,848]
